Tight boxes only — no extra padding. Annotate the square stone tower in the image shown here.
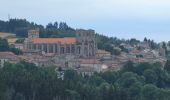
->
[76,29,97,58]
[28,28,39,40]
[24,28,39,50]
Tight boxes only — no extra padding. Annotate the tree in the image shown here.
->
[112,48,121,55]
[162,42,167,49]
[65,89,80,100]
[142,84,158,100]
[98,83,110,100]
[64,69,80,83]
[119,45,128,53]
[54,22,58,29]
[59,22,69,30]
[122,61,135,72]
[89,75,105,86]
[164,60,170,71]
[100,71,119,84]
[15,27,28,37]
[117,72,143,88]
[143,69,158,84]
[46,23,54,29]
[129,38,140,46]
[144,37,147,42]
[0,38,9,51]
[127,82,142,100]
[135,62,152,75]
[15,38,25,43]
[9,48,23,55]
[0,69,6,100]
[116,72,143,100]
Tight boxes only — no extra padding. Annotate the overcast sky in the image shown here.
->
[0,0,170,42]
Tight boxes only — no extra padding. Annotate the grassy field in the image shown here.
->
[0,32,16,38]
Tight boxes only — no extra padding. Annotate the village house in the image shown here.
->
[96,49,111,59]
[7,38,18,45]
[76,58,108,76]
[0,52,20,67]
[19,53,54,67]
[12,43,24,50]
[0,59,8,68]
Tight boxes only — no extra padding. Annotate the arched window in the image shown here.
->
[60,47,65,54]
[49,44,53,53]
[38,44,41,50]
[43,44,47,52]
[84,47,88,56]
[55,44,58,53]
[78,46,81,54]
[71,45,75,53]
[66,45,70,53]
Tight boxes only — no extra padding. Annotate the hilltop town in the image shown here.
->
[0,19,169,75]
[1,0,170,99]
[0,19,170,73]
[1,19,170,100]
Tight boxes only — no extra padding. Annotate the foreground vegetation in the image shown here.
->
[0,61,170,100]
[0,38,23,55]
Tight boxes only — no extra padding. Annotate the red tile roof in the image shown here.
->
[79,59,101,64]
[31,38,76,44]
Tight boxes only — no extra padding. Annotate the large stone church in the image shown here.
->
[24,29,97,58]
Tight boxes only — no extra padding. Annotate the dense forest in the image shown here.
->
[0,61,170,100]
[0,19,75,38]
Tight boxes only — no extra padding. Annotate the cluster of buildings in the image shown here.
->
[113,44,166,68]
[0,29,168,75]
[0,52,20,67]
[0,29,107,75]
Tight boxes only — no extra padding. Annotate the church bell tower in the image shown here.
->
[76,29,96,58]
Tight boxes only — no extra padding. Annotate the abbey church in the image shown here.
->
[24,29,97,58]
